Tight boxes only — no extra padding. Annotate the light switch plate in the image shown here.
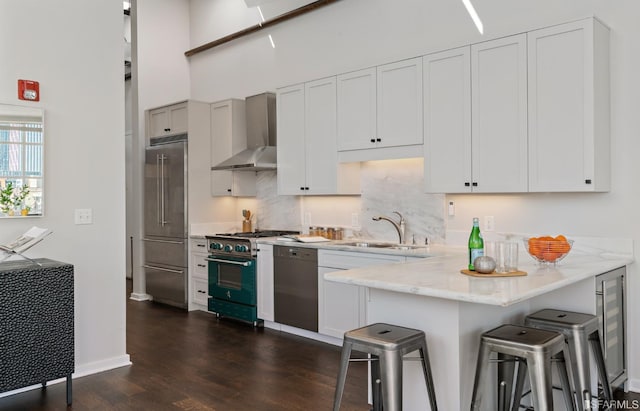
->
[351,213,359,228]
[484,216,495,232]
[75,208,93,225]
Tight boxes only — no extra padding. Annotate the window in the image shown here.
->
[0,106,43,217]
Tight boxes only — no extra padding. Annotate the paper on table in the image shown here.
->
[0,226,51,253]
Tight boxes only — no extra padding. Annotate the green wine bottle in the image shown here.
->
[468,217,484,270]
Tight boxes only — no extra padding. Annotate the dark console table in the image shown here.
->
[0,259,74,405]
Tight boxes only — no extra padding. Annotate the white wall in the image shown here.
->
[184,0,640,390]
[0,0,129,380]
[130,0,191,296]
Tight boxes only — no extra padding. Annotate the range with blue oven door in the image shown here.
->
[205,230,298,326]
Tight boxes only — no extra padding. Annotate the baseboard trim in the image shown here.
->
[264,321,342,347]
[73,354,132,378]
[628,377,640,393]
[0,354,132,399]
[129,292,151,301]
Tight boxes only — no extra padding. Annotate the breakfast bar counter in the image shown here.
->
[324,243,633,410]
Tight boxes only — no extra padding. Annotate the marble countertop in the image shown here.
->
[258,238,435,258]
[323,246,633,307]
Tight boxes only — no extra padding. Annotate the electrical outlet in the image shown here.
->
[75,208,93,225]
[484,216,495,232]
[448,201,455,216]
[351,213,359,228]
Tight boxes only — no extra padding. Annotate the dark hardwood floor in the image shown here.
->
[0,280,368,411]
[0,280,638,410]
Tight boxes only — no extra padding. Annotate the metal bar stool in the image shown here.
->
[470,324,575,411]
[525,309,613,411]
[332,323,438,411]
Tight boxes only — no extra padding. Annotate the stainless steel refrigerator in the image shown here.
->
[143,135,188,309]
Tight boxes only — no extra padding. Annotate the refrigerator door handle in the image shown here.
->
[160,154,167,227]
[143,264,184,274]
[156,154,161,226]
[142,238,185,245]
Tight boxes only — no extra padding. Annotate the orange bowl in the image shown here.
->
[524,237,573,264]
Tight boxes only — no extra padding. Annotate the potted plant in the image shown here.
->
[13,184,31,216]
[0,182,15,216]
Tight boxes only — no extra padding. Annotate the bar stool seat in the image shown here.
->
[525,309,613,411]
[332,323,438,411]
[470,324,575,411]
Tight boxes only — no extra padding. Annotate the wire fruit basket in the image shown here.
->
[524,236,573,264]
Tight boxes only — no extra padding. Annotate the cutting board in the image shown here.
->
[460,269,527,278]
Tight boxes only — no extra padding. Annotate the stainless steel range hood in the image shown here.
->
[211,92,277,171]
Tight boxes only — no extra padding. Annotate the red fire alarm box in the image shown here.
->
[18,79,40,101]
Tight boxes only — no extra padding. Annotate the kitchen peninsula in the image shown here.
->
[324,240,632,410]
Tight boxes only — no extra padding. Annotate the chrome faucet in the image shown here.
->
[372,211,406,244]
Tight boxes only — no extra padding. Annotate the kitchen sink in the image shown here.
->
[340,241,395,248]
[340,242,426,250]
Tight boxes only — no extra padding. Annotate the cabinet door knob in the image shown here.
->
[472,182,478,187]
[300,187,305,191]
[464,182,470,187]
[370,138,375,143]
[376,138,381,142]
[585,179,592,184]
[164,128,170,132]
[227,189,232,192]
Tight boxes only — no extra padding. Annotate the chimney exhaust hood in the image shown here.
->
[211,92,277,171]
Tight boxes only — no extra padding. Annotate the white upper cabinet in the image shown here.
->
[337,58,423,162]
[471,34,528,193]
[277,83,308,194]
[147,102,188,139]
[277,78,359,195]
[210,99,256,197]
[424,35,528,194]
[377,57,424,148]
[336,67,377,151]
[528,18,610,192]
[423,46,472,193]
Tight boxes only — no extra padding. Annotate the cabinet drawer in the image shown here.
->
[192,277,209,306]
[318,249,404,269]
[191,252,209,279]
[191,238,208,252]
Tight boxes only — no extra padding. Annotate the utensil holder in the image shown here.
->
[242,220,252,233]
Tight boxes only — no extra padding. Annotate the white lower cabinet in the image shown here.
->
[318,250,406,339]
[192,278,209,306]
[256,244,275,321]
[189,238,209,311]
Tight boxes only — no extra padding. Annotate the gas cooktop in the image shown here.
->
[211,230,300,239]
[206,230,300,258]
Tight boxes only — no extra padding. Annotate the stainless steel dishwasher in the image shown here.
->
[273,245,318,332]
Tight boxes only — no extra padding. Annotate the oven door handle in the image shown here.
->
[205,258,251,267]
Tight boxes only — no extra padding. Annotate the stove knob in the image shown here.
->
[210,242,220,250]
[224,244,233,252]
[236,245,248,252]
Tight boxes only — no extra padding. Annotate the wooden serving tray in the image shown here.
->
[460,269,527,278]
